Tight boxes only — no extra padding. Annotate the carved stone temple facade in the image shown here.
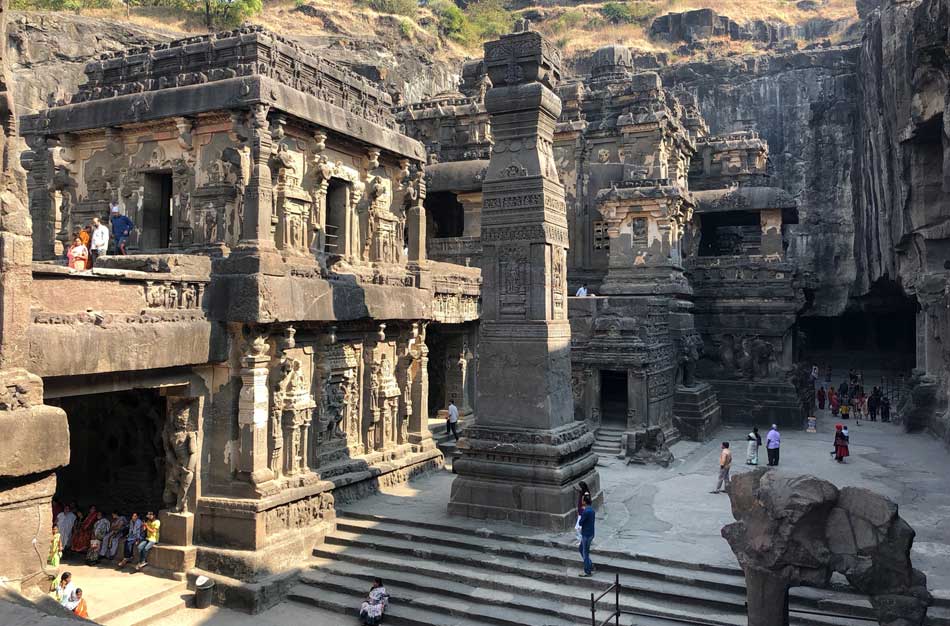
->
[6,26,481,601]
[402,42,810,457]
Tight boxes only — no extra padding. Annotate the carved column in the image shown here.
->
[449,26,601,530]
[237,332,274,486]
[406,166,427,262]
[22,134,54,260]
[409,323,433,449]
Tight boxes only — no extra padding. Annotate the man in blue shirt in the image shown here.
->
[110,203,134,255]
[578,493,595,577]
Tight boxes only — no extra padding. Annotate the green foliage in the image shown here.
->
[398,15,414,37]
[598,1,658,24]
[204,0,263,27]
[429,0,464,36]
[364,0,417,17]
[456,0,512,47]
[549,9,584,34]
[11,0,109,10]
[11,0,263,27]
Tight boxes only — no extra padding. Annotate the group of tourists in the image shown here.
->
[49,571,88,618]
[49,501,162,603]
[813,367,892,422]
[65,202,134,270]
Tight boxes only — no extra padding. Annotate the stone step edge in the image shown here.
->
[316,539,753,615]
[320,533,877,618]
[92,579,187,624]
[298,567,742,626]
[306,548,865,626]
[288,582,576,626]
[336,510,744,577]
[101,589,189,626]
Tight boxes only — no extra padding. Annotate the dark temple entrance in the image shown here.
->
[600,370,628,426]
[50,389,167,515]
[141,172,173,249]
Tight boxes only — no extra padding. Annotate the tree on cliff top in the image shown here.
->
[202,0,262,29]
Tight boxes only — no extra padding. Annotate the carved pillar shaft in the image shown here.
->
[238,347,274,485]
[238,107,276,249]
[407,204,426,262]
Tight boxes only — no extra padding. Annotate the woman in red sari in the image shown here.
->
[70,506,99,554]
[833,424,849,463]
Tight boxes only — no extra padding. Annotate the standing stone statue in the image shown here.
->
[163,401,198,513]
[448,27,601,530]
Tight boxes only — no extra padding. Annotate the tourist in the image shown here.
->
[55,571,80,611]
[110,203,133,255]
[830,388,840,417]
[47,524,63,568]
[134,511,160,570]
[87,511,111,564]
[118,512,143,567]
[446,398,460,442]
[712,441,732,493]
[881,396,891,422]
[575,284,589,297]
[833,424,850,463]
[358,577,389,625]
[71,505,99,554]
[72,588,89,618]
[100,511,128,561]
[810,364,819,388]
[840,401,850,420]
[745,427,760,465]
[838,380,849,400]
[56,505,77,551]
[766,424,781,466]
[868,388,880,421]
[577,493,595,577]
[855,391,866,421]
[574,481,591,543]
[817,386,826,411]
[89,217,109,267]
[66,236,88,271]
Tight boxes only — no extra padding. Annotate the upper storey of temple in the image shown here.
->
[21,26,422,162]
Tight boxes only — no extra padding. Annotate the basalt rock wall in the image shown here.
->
[661,46,861,316]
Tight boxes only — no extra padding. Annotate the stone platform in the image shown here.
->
[711,378,808,427]
[673,382,722,441]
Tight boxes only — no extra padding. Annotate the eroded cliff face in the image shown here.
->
[661,47,861,317]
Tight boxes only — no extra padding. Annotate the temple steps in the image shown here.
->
[95,579,188,626]
[291,512,893,626]
[593,427,624,456]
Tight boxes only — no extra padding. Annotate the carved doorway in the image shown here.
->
[49,389,167,515]
[600,370,627,427]
[141,171,173,249]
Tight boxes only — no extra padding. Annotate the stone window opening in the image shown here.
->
[698,211,761,257]
[593,220,610,252]
[140,171,174,250]
[324,178,350,255]
[426,191,464,238]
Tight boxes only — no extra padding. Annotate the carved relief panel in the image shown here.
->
[498,244,529,319]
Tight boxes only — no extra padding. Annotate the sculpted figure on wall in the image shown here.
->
[162,400,198,513]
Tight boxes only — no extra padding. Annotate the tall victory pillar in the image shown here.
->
[448,24,601,530]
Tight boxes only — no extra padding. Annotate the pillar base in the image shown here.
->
[449,421,601,531]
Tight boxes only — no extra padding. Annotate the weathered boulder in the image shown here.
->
[624,426,673,467]
[723,471,932,626]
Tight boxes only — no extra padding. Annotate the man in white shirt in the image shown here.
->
[446,399,460,442]
[90,217,110,267]
[575,284,589,297]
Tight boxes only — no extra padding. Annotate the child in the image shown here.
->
[48,524,62,568]
[73,588,88,618]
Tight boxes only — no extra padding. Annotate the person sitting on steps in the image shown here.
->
[359,577,389,625]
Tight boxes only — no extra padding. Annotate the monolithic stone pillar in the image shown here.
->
[237,332,274,486]
[0,0,70,591]
[408,323,434,450]
[406,166,427,262]
[449,24,601,530]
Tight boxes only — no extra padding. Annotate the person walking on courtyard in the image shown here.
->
[766,424,781,466]
[868,388,880,421]
[577,493,595,577]
[830,388,840,417]
[817,386,826,411]
[446,398,460,442]
[117,512,143,567]
[810,364,819,388]
[713,442,732,493]
[746,428,760,465]
[47,524,63,568]
[135,511,160,570]
[881,396,891,422]
[89,217,109,267]
[110,203,133,255]
[66,236,88,271]
[359,577,388,625]
[833,424,850,463]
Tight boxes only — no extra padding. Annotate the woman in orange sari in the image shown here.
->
[70,506,99,554]
[66,237,88,270]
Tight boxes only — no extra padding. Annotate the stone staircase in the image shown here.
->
[93,578,188,626]
[592,427,624,456]
[286,513,949,626]
[428,415,469,467]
